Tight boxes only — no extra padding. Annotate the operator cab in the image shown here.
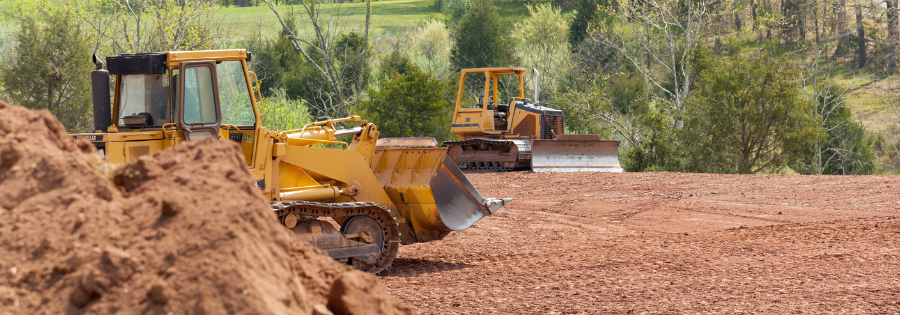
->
[103,50,261,165]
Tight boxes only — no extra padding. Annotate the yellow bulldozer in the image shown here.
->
[70,49,511,273]
[443,68,623,172]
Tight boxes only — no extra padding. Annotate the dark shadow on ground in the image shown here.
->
[380,258,475,277]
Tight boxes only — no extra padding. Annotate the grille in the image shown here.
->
[542,112,565,140]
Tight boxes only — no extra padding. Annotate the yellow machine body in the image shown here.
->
[72,49,510,272]
[445,67,623,172]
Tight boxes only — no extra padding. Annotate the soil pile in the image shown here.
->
[0,101,415,315]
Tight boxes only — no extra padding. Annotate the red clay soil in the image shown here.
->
[380,171,900,314]
[0,102,414,315]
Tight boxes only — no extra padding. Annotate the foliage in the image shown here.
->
[621,111,680,172]
[264,0,373,120]
[568,0,612,48]
[0,10,92,133]
[439,0,472,19]
[551,89,612,136]
[513,3,570,50]
[410,19,451,79]
[379,51,417,80]
[357,61,454,142]
[449,0,516,71]
[335,32,371,97]
[681,51,819,174]
[512,3,571,96]
[66,0,217,55]
[794,83,875,175]
[253,14,305,96]
[595,0,726,126]
[605,67,647,116]
[260,87,313,131]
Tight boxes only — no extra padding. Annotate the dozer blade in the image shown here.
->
[531,135,623,173]
[372,142,512,234]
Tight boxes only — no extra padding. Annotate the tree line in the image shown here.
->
[1,0,899,174]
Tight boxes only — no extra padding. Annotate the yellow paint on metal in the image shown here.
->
[166,49,249,68]
[70,49,509,256]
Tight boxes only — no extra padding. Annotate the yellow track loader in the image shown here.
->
[70,50,511,273]
[444,68,622,172]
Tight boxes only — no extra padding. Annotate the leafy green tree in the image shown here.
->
[450,0,516,71]
[512,3,571,96]
[794,84,875,175]
[335,32,371,96]
[379,51,417,80]
[261,88,313,131]
[441,0,472,19]
[358,58,453,142]
[253,15,305,96]
[682,52,819,174]
[621,112,681,172]
[255,16,369,120]
[568,0,613,49]
[0,10,92,133]
[410,19,452,78]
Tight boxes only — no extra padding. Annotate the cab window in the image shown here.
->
[217,61,255,126]
[182,65,217,124]
[117,73,169,126]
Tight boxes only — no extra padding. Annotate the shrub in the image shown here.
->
[357,64,454,143]
[450,0,516,71]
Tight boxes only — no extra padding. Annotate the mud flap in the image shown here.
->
[531,136,623,173]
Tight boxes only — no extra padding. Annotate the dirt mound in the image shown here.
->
[0,101,414,315]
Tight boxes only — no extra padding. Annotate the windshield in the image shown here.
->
[117,73,169,127]
[218,60,255,126]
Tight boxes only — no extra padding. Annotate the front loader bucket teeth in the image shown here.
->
[373,141,511,235]
[531,136,623,173]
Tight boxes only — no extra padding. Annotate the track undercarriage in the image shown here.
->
[271,201,400,273]
[444,138,532,171]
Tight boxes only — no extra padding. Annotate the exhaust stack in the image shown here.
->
[533,68,540,104]
[91,54,111,133]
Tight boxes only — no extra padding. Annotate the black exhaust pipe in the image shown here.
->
[91,54,111,133]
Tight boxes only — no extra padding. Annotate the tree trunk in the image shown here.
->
[357,0,371,101]
[751,0,758,30]
[780,0,785,43]
[799,0,806,41]
[888,0,898,74]
[814,3,820,45]
[834,0,849,56]
[857,4,866,68]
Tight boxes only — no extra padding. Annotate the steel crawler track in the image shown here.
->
[271,201,400,273]
[443,138,530,171]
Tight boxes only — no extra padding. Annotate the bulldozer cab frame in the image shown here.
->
[452,68,528,138]
[102,50,268,171]
[451,68,551,140]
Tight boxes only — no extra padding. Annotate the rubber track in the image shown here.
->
[443,139,524,171]
[271,201,400,274]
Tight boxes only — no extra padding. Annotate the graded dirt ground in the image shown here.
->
[380,171,900,314]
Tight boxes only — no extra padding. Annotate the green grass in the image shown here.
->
[211,0,550,47]
[213,0,449,47]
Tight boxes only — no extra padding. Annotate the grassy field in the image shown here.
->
[213,0,447,46]
[212,0,542,47]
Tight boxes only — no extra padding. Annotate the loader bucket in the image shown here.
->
[531,135,623,173]
[372,141,511,234]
